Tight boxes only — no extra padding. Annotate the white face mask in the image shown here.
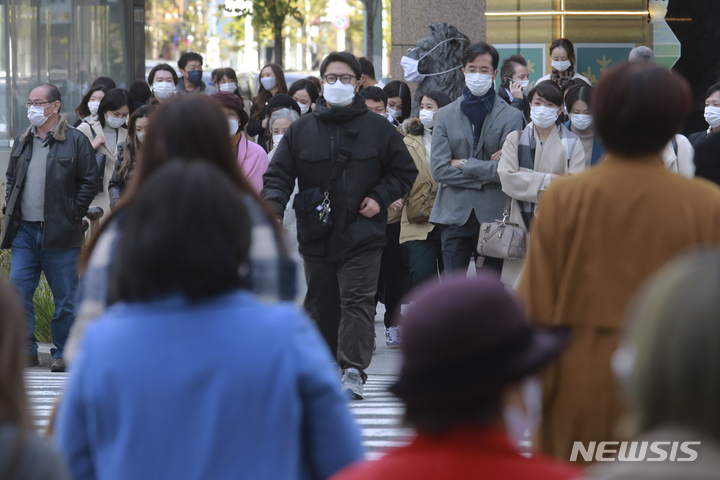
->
[387,107,401,119]
[705,106,720,129]
[384,112,396,124]
[219,82,237,92]
[502,377,543,452]
[465,72,494,97]
[531,105,560,129]
[88,101,100,116]
[322,81,355,108]
[298,103,310,115]
[106,114,127,129]
[419,108,435,128]
[136,131,146,143]
[272,134,283,147]
[401,38,468,83]
[153,82,176,100]
[260,76,277,91]
[27,105,50,127]
[569,113,593,131]
[228,119,239,136]
[552,59,572,72]
[518,80,530,93]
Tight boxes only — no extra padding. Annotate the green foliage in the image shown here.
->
[0,250,54,343]
[228,0,303,35]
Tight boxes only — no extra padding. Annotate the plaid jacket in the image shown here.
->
[64,195,297,364]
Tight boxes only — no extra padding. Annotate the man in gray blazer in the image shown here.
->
[430,42,525,274]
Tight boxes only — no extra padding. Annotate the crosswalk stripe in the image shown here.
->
[24,372,412,456]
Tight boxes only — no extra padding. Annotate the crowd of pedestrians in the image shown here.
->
[2,35,720,479]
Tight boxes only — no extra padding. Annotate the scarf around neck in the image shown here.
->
[551,67,576,89]
[460,86,496,149]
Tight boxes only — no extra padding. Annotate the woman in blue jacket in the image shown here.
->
[54,160,363,480]
[564,83,605,167]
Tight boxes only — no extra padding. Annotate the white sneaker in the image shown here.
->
[385,326,401,349]
[341,368,364,400]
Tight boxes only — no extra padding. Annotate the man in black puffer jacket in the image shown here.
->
[262,52,417,400]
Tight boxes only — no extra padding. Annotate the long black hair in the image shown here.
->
[383,80,412,122]
[75,85,109,119]
[408,90,453,136]
[97,88,135,128]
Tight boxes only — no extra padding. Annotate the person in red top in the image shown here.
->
[332,273,581,480]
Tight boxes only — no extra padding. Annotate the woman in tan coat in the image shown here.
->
[517,62,720,463]
[399,91,452,288]
[77,88,134,218]
[498,81,586,285]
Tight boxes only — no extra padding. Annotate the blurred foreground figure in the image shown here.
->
[517,62,720,461]
[332,274,580,480]
[0,281,70,479]
[590,252,720,479]
[54,162,363,480]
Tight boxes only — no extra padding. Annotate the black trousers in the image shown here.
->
[440,212,503,276]
[303,248,382,377]
[376,222,410,328]
[406,226,444,288]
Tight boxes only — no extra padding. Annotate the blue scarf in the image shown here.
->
[460,85,496,148]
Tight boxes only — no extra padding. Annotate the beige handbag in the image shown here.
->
[477,196,526,260]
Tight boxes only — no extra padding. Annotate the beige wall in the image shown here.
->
[390,0,487,82]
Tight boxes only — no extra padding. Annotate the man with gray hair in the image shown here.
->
[1,83,98,372]
[629,46,655,64]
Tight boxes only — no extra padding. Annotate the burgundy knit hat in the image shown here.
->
[210,91,249,130]
[390,273,570,400]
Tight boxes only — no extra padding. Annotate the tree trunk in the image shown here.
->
[363,0,376,61]
[274,22,284,67]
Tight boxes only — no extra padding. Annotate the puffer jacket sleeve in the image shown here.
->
[366,125,418,209]
[261,124,298,218]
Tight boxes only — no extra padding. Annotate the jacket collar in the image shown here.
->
[20,114,67,144]
[313,96,369,123]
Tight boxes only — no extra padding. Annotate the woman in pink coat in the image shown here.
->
[211,91,269,193]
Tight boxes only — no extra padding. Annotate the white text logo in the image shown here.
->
[569,441,700,462]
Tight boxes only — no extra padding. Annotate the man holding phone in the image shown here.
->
[497,54,531,124]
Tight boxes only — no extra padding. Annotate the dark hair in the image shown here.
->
[403,386,504,434]
[320,51,362,80]
[32,83,61,104]
[561,78,586,95]
[251,64,287,122]
[97,88,135,128]
[305,76,322,93]
[118,104,155,183]
[288,79,319,105]
[407,90,454,136]
[129,81,152,105]
[75,85,109,119]
[500,54,527,81]
[528,81,563,107]
[359,57,376,80]
[216,67,240,96]
[91,76,117,91]
[595,62,692,156]
[148,63,179,85]
[81,95,285,273]
[178,51,204,70]
[550,38,576,67]
[113,161,251,302]
[462,42,500,70]
[705,84,720,101]
[0,280,30,431]
[358,86,388,107]
[211,68,223,86]
[383,80,412,122]
[565,83,594,112]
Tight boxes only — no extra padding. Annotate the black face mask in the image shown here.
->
[187,70,203,86]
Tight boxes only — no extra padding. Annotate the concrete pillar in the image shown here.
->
[390,0,486,82]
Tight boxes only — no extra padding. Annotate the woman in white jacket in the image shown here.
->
[497,81,586,285]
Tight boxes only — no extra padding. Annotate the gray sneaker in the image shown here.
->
[341,368,364,400]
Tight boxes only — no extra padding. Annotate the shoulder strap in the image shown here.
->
[671,136,678,156]
[84,120,97,139]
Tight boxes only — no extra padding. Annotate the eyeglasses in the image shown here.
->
[25,100,53,108]
[322,74,356,85]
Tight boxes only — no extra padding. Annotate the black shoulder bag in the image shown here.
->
[293,125,360,243]
[85,121,107,192]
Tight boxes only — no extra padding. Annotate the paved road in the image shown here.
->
[26,308,410,458]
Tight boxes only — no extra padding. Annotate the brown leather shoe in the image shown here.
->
[28,353,39,367]
[50,357,66,372]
